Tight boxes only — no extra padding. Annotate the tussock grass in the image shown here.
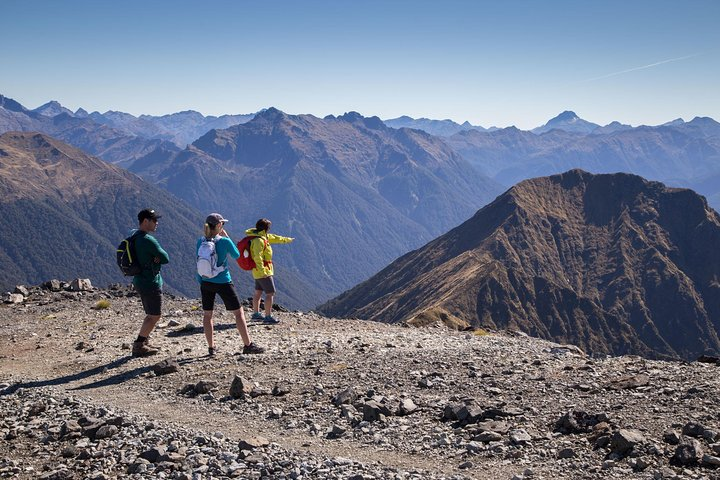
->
[93,299,111,310]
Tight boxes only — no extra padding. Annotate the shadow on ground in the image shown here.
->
[0,355,204,394]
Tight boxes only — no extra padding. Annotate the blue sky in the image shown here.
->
[2,0,718,129]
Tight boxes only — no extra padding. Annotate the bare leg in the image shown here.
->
[232,308,252,346]
[252,289,263,314]
[203,311,214,348]
[264,293,274,317]
[138,314,161,337]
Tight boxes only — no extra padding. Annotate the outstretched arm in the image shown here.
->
[267,233,294,244]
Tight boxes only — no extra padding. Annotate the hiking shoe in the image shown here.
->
[262,315,280,324]
[242,342,265,354]
[132,341,159,357]
[208,347,217,356]
[250,312,265,320]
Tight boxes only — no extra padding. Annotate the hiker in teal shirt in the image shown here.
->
[133,232,169,291]
[196,213,264,356]
[131,208,169,357]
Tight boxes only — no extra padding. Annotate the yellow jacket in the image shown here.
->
[245,228,294,279]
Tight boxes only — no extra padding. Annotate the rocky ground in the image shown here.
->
[1,281,720,480]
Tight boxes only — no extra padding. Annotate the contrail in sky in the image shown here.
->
[583,53,701,82]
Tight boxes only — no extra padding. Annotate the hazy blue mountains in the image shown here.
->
[1,95,182,167]
[319,170,720,361]
[1,95,257,165]
[0,131,204,297]
[383,115,495,137]
[447,113,720,209]
[130,108,503,307]
[85,109,257,147]
[27,96,259,147]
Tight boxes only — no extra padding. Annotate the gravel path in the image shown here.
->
[2,283,720,479]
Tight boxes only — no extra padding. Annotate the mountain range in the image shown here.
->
[128,108,503,306]
[319,170,720,361]
[0,95,258,167]
[446,114,720,210]
[0,95,181,167]
[383,116,496,137]
[4,93,720,360]
[30,99,258,148]
[6,95,720,210]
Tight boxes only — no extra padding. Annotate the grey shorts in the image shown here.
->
[135,286,162,316]
[254,276,276,293]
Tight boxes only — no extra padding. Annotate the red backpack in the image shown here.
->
[236,236,268,270]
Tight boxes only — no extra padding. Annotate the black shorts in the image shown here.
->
[135,286,162,316]
[201,281,241,311]
[254,276,276,294]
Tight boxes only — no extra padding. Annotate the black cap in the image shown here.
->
[138,208,162,222]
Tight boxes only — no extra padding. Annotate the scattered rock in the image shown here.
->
[13,285,30,297]
[332,387,358,406]
[610,429,645,456]
[3,293,23,304]
[194,380,217,394]
[238,436,270,450]
[229,375,248,399]
[272,382,291,396]
[557,447,575,459]
[606,374,650,390]
[672,437,704,465]
[69,278,93,292]
[152,358,179,375]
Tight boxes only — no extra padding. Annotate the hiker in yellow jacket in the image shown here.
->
[246,218,294,324]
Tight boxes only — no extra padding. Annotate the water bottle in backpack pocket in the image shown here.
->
[197,237,226,278]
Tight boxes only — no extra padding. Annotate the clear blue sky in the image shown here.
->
[2,0,718,129]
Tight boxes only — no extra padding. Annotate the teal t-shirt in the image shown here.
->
[132,231,170,291]
[196,236,239,284]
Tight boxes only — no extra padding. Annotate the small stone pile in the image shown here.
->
[3,279,96,305]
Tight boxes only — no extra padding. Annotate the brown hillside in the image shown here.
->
[319,169,720,360]
[0,131,203,296]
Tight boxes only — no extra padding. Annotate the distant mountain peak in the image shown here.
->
[662,118,685,127]
[33,100,75,118]
[533,110,599,135]
[0,94,29,113]
[337,111,386,130]
[338,111,364,122]
[253,107,288,122]
[552,110,579,122]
